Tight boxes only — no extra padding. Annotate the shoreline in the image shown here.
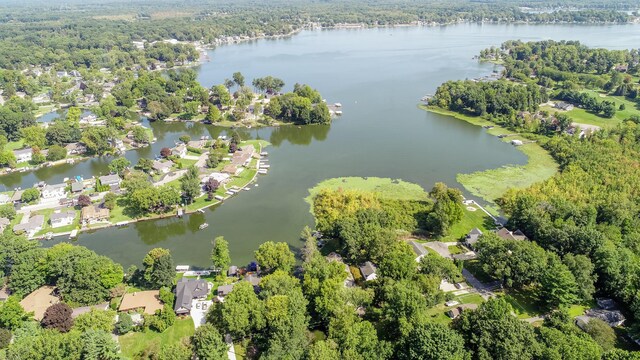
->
[36,141,269,241]
[421,105,558,213]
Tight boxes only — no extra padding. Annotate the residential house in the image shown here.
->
[0,217,10,233]
[448,304,479,319]
[172,144,187,158]
[554,102,574,111]
[217,284,235,298]
[585,309,626,327]
[464,228,483,250]
[496,228,528,241]
[71,303,109,319]
[227,266,238,277]
[81,205,110,225]
[174,278,211,315]
[71,182,84,193]
[409,240,428,262]
[0,193,10,205]
[13,215,45,237]
[202,172,230,185]
[359,261,378,282]
[119,291,164,315]
[596,298,618,310]
[152,160,174,174]
[65,142,87,156]
[41,183,67,199]
[10,190,23,204]
[13,148,33,163]
[20,286,59,320]
[50,210,76,228]
[187,140,206,149]
[99,174,121,189]
[245,274,262,293]
[110,138,125,153]
[230,145,255,167]
[222,164,241,175]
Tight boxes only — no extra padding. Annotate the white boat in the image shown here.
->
[44,232,53,240]
[199,223,209,230]
[69,229,78,238]
[197,209,205,214]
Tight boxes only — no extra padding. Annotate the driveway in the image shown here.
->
[190,300,213,329]
[462,269,499,300]
[424,241,452,258]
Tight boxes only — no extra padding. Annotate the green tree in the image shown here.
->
[41,303,74,333]
[254,241,295,273]
[115,312,134,334]
[20,188,40,204]
[135,157,154,173]
[378,242,417,280]
[211,236,231,272]
[397,322,470,360]
[46,144,67,161]
[180,166,200,204]
[108,157,130,176]
[191,324,227,360]
[205,105,221,123]
[132,126,150,144]
[66,106,82,123]
[328,306,391,360]
[584,318,616,351]
[0,204,16,220]
[160,343,192,360]
[307,340,340,360]
[0,328,11,349]
[73,309,116,333]
[232,72,245,88]
[81,329,121,360]
[143,248,175,288]
[452,298,542,360]
[20,125,47,148]
[539,255,579,309]
[419,252,461,282]
[103,192,118,210]
[563,254,596,303]
[217,281,265,337]
[0,296,31,330]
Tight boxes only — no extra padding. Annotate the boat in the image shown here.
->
[44,232,53,240]
[199,223,209,230]
[69,229,78,238]
[197,209,205,214]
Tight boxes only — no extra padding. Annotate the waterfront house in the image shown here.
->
[0,217,10,233]
[202,172,230,185]
[152,160,174,174]
[50,210,76,228]
[496,228,528,241]
[409,240,428,262]
[13,148,33,163]
[41,183,67,199]
[10,190,23,204]
[187,140,206,149]
[65,142,87,156]
[81,205,110,225]
[119,291,164,315]
[13,215,45,237]
[174,278,211,315]
[222,164,241,175]
[172,144,187,158]
[99,174,121,189]
[359,261,378,282]
[231,145,255,167]
[0,193,10,205]
[71,182,84,193]
[464,228,483,250]
[227,266,238,276]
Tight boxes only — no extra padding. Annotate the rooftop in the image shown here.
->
[119,290,164,315]
[50,210,76,222]
[174,278,210,313]
[20,285,59,320]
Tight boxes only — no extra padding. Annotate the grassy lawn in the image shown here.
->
[33,208,81,236]
[542,90,639,128]
[501,288,542,319]
[425,293,486,325]
[463,259,495,284]
[5,140,25,151]
[176,158,197,168]
[425,106,558,212]
[438,204,495,242]
[448,245,463,254]
[119,318,195,358]
[306,176,429,205]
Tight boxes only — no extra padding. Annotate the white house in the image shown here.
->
[13,148,33,163]
[152,160,173,174]
[41,183,67,199]
[50,210,76,228]
[172,144,187,158]
[13,215,44,238]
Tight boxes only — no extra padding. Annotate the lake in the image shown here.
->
[7,23,640,267]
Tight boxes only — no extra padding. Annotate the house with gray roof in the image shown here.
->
[13,215,45,237]
[13,148,33,163]
[409,240,428,262]
[359,261,377,282]
[174,278,210,315]
[0,217,10,233]
[50,210,76,228]
[99,174,121,189]
[217,284,235,298]
[71,182,84,193]
[464,228,483,249]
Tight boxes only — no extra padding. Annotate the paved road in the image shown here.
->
[462,269,498,300]
[424,241,452,259]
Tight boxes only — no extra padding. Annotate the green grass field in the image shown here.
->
[424,107,559,211]
[424,293,486,325]
[119,318,195,358]
[306,176,429,205]
[542,90,640,128]
[438,204,494,242]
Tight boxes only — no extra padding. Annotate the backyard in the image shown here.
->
[119,317,195,358]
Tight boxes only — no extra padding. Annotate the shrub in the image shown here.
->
[20,188,40,204]
[0,328,11,349]
[41,303,74,333]
[116,312,134,335]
